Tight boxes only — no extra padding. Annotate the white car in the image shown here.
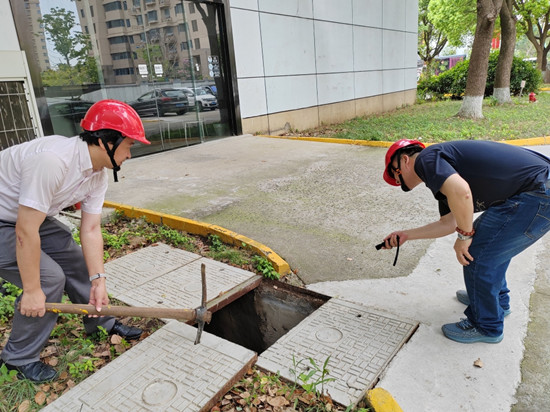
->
[179,87,218,111]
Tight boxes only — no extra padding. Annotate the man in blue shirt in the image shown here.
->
[381,139,550,343]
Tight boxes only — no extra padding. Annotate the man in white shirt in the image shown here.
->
[0,100,150,382]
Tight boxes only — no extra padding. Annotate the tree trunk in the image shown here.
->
[457,0,503,118]
[493,0,516,104]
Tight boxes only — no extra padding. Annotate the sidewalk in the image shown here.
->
[100,135,550,411]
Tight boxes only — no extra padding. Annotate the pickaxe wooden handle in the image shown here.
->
[44,303,212,323]
[43,263,211,344]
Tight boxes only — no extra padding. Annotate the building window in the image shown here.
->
[194,38,200,49]
[191,20,198,32]
[109,36,127,45]
[147,10,158,23]
[180,41,188,51]
[133,0,140,7]
[104,2,123,12]
[90,6,94,17]
[114,68,135,76]
[84,25,89,34]
[165,26,174,35]
[0,81,35,151]
[189,3,195,13]
[80,8,85,18]
[136,15,143,25]
[163,8,170,19]
[178,23,187,33]
[175,4,183,14]
[107,19,125,29]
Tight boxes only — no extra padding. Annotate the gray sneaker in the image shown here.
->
[455,290,511,317]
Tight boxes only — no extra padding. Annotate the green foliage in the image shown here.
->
[207,234,250,266]
[68,357,98,380]
[418,51,543,99]
[0,363,18,385]
[428,0,476,46]
[290,355,337,410]
[0,282,21,323]
[102,228,130,250]
[252,255,280,280]
[0,376,39,411]
[156,226,194,249]
[208,234,225,252]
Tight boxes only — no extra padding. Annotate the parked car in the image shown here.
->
[129,89,189,117]
[179,87,218,111]
[45,99,95,136]
[203,84,217,97]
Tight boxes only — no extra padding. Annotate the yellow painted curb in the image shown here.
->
[258,134,550,147]
[102,201,291,276]
[258,134,394,147]
[366,388,403,412]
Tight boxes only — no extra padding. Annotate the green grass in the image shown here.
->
[301,93,550,143]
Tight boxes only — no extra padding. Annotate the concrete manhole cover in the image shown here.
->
[315,327,343,343]
[142,379,178,405]
[257,297,418,407]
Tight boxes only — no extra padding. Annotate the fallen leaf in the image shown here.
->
[18,400,31,412]
[111,335,123,344]
[34,391,47,405]
[267,396,289,407]
[58,371,68,380]
[474,358,483,368]
[48,357,59,367]
[46,393,58,404]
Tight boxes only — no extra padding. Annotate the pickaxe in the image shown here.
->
[41,263,212,344]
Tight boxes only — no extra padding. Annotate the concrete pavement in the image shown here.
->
[104,135,550,411]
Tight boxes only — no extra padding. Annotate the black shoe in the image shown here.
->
[110,320,142,340]
[3,360,58,383]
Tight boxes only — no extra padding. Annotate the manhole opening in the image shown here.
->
[204,279,329,354]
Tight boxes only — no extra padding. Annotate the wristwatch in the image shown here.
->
[456,226,475,241]
[89,273,107,281]
[457,232,473,241]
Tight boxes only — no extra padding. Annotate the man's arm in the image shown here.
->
[80,211,109,311]
[382,212,456,248]
[15,205,47,317]
[439,173,475,265]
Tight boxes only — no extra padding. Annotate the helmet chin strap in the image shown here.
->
[101,136,124,182]
[396,153,411,192]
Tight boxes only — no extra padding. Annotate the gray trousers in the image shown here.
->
[0,217,115,366]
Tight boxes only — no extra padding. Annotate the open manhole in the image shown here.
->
[204,279,328,353]
[47,244,418,410]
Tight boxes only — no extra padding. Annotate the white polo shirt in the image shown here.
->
[0,135,108,222]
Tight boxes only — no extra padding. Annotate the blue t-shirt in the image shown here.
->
[414,140,550,216]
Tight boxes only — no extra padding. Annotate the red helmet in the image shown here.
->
[383,139,425,186]
[81,99,150,145]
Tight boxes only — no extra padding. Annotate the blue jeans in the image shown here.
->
[464,180,550,336]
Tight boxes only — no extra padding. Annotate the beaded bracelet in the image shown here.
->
[456,227,475,236]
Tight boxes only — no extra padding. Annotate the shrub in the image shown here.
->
[419,51,542,99]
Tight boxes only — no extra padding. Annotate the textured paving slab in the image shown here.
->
[43,321,257,412]
[256,298,418,408]
[105,243,257,309]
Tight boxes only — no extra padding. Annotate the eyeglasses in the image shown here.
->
[390,164,402,178]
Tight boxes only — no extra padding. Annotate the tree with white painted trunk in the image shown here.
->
[457,0,503,118]
[493,0,517,104]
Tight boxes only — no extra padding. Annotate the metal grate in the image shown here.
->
[0,81,36,151]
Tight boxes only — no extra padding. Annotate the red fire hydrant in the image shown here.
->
[529,92,537,103]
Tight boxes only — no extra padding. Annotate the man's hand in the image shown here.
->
[89,278,109,314]
[454,238,474,266]
[19,288,46,317]
[382,231,408,249]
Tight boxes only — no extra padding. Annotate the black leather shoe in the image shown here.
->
[110,320,142,340]
[3,360,58,383]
